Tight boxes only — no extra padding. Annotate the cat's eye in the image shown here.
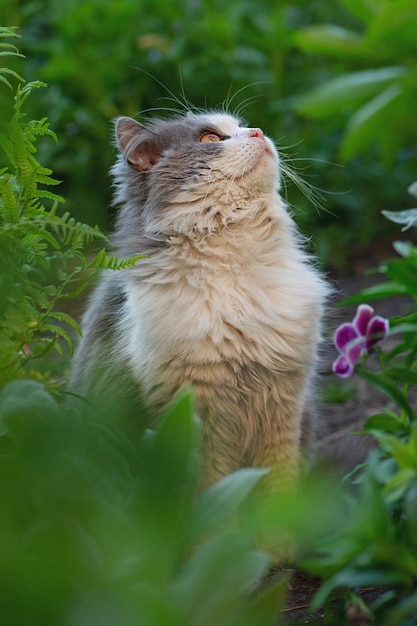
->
[200,132,221,143]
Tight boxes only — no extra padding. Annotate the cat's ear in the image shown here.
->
[115,117,161,172]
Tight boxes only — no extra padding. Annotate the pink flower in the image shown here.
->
[332,304,389,378]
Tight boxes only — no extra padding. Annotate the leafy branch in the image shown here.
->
[0,29,140,388]
[0,26,24,88]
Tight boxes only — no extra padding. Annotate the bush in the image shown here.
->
[0,382,293,626]
[0,27,141,387]
[295,0,417,165]
[303,191,417,624]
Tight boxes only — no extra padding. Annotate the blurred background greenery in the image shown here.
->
[2,5,417,622]
[2,0,417,270]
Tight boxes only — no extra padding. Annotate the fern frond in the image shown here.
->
[0,132,18,167]
[34,173,62,186]
[25,117,57,142]
[56,279,90,300]
[0,27,24,87]
[45,212,107,245]
[0,175,20,222]
[89,248,144,270]
[17,81,47,108]
[39,322,75,353]
[49,311,82,336]
[0,28,119,384]
[26,286,51,310]
[0,26,21,40]
[36,189,66,203]
[0,68,24,89]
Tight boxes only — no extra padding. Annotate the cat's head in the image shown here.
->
[113,111,280,235]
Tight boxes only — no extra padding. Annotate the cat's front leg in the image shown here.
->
[247,393,307,562]
[250,418,301,494]
[199,415,243,491]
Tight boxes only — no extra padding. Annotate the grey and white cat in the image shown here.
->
[70,110,329,492]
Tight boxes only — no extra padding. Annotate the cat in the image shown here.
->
[70,109,329,492]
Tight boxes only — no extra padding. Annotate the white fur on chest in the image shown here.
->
[118,199,327,398]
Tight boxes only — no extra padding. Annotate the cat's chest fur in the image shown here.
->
[119,197,324,402]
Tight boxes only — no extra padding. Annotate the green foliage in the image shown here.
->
[295,0,417,164]
[3,14,417,626]
[0,29,140,387]
[10,0,295,228]
[0,383,291,626]
[0,26,24,88]
[8,0,416,269]
[382,182,417,231]
[0,76,101,384]
[304,199,417,624]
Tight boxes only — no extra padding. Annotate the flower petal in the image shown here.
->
[332,354,354,378]
[334,323,359,352]
[366,315,389,350]
[353,304,374,336]
[345,336,367,365]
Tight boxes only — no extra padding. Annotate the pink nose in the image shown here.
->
[249,128,264,138]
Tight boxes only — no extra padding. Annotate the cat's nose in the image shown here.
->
[249,128,264,139]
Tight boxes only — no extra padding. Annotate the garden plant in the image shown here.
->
[303,194,417,624]
[1,9,417,624]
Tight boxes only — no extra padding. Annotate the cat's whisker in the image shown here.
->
[222,81,270,117]
[203,168,227,208]
[224,164,244,204]
[274,149,332,217]
[232,96,263,119]
[139,106,189,118]
[129,67,199,116]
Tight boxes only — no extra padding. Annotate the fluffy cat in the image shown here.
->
[70,110,329,492]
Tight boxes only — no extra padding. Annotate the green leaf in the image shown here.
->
[356,368,415,420]
[236,577,287,626]
[372,430,417,470]
[172,535,271,626]
[386,367,417,386]
[389,313,417,344]
[294,25,364,58]
[191,467,269,540]
[156,387,196,435]
[408,181,417,199]
[385,257,417,297]
[340,83,403,161]
[296,66,410,119]
[387,591,417,624]
[0,67,25,89]
[88,249,142,270]
[312,568,410,610]
[388,323,417,337]
[49,311,82,336]
[366,0,417,52]
[143,389,200,499]
[339,0,381,23]
[392,240,417,258]
[342,281,409,305]
[383,208,417,230]
[384,468,417,503]
[363,411,405,434]
[0,379,59,429]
